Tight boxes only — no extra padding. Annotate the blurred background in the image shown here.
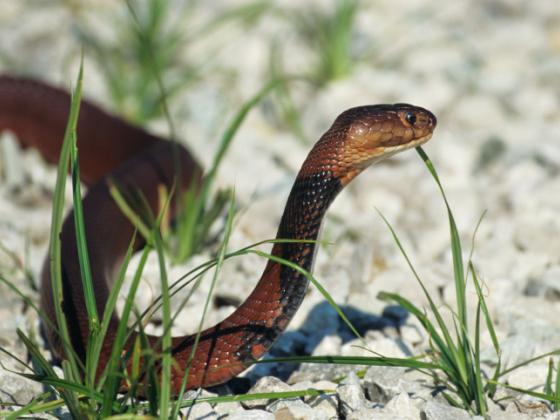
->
[0,0,560,390]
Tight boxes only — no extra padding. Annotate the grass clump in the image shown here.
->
[75,0,271,124]
[290,0,360,87]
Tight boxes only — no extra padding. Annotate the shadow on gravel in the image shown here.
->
[221,301,410,394]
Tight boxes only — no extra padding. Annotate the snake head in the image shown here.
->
[315,103,437,185]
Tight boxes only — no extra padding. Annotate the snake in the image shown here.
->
[0,75,436,394]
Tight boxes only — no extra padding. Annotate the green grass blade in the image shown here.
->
[546,358,554,397]
[68,83,101,395]
[16,330,83,416]
[473,302,487,415]
[109,180,153,242]
[48,60,85,382]
[555,358,560,410]
[2,396,67,420]
[376,209,466,381]
[179,388,334,409]
[416,147,468,344]
[151,220,172,418]
[470,261,500,356]
[101,245,152,417]
[498,349,560,378]
[92,233,137,390]
[254,355,441,370]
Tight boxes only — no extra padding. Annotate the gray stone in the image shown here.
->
[242,376,292,409]
[363,366,410,403]
[270,400,325,420]
[289,380,338,418]
[337,372,369,417]
[310,335,342,356]
[180,401,217,419]
[505,364,549,390]
[346,408,400,420]
[227,409,274,420]
[500,334,537,370]
[288,362,361,384]
[0,371,42,405]
[213,401,244,417]
[422,401,471,420]
[489,412,532,420]
[0,132,25,189]
[384,392,421,419]
[524,266,560,301]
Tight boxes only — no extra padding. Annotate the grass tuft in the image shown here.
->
[291,0,360,86]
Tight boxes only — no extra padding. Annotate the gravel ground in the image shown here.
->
[1,1,560,419]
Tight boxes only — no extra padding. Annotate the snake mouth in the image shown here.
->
[355,132,433,170]
[389,132,433,153]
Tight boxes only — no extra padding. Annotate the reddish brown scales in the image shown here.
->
[0,75,436,394]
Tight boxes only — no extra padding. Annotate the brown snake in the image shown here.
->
[0,75,436,393]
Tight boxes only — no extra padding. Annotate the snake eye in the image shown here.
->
[405,111,417,125]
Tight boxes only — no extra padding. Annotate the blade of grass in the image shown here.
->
[254,355,440,370]
[416,147,467,327]
[91,233,137,390]
[48,59,84,378]
[69,78,100,393]
[376,209,467,383]
[101,244,152,417]
[555,358,560,410]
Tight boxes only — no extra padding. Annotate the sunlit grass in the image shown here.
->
[290,0,360,87]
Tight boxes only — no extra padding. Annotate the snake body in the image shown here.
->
[0,75,436,393]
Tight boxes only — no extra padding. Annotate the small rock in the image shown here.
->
[242,377,292,409]
[288,380,338,418]
[505,364,549,390]
[180,401,217,419]
[336,372,369,417]
[385,392,421,419]
[213,401,244,417]
[0,132,25,189]
[346,408,399,420]
[227,409,274,420]
[311,335,342,356]
[524,265,560,301]
[270,400,324,420]
[287,362,361,384]
[498,334,537,374]
[363,366,409,403]
[422,401,471,420]
[0,371,42,405]
[489,412,532,420]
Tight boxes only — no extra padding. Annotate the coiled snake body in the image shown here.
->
[0,75,436,393]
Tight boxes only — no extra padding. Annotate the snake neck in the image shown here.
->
[227,168,343,354]
[271,168,343,312]
[274,170,342,272]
